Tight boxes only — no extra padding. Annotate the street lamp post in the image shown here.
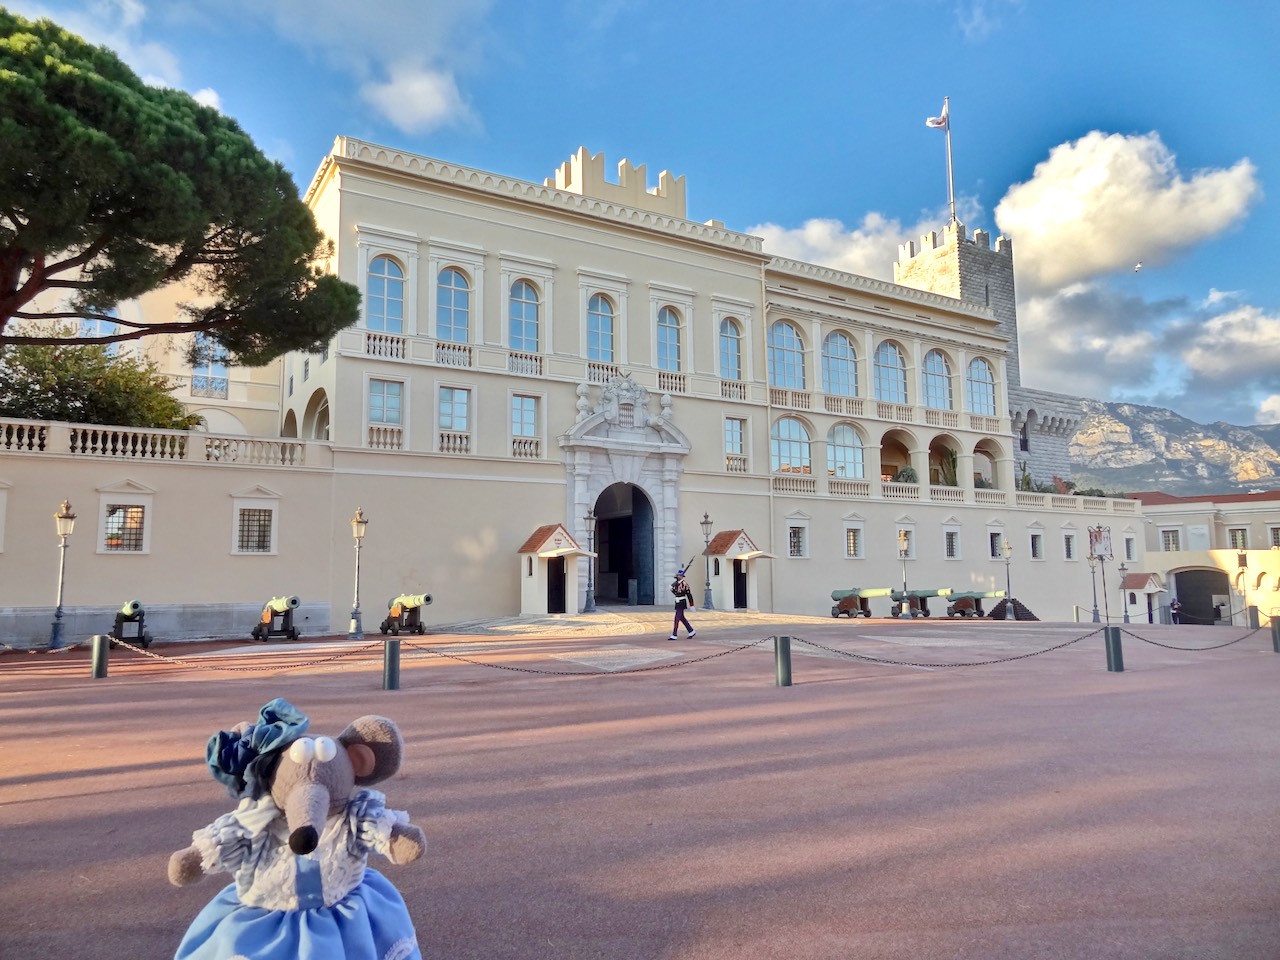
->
[49,500,77,649]
[1118,561,1130,624]
[897,529,912,619]
[1002,538,1015,620]
[348,507,368,640]
[1087,554,1100,623]
[583,507,598,614]
[700,512,715,611]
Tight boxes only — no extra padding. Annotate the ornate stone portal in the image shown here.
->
[560,375,692,608]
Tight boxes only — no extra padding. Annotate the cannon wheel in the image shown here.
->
[288,627,299,641]
[380,623,389,634]
[415,623,426,635]
[831,606,840,618]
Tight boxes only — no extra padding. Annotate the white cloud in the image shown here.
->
[1257,396,1280,424]
[191,88,221,111]
[361,65,472,135]
[1181,305,1280,381]
[995,131,1259,294]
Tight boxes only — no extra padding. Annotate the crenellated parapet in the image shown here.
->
[895,220,1013,268]
[545,147,687,219]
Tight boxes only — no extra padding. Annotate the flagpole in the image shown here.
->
[942,96,956,224]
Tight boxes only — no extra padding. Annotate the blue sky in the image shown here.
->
[9,0,1280,426]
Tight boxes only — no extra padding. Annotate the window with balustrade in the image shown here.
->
[724,417,747,473]
[367,256,405,333]
[588,294,616,363]
[771,417,811,474]
[657,306,682,372]
[873,341,907,403]
[768,321,806,389]
[509,280,540,352]
[966,357,997,416]
[437,267,471,343]
[368,379,402,426]
[511,394,540,459]
[827,423,864,478]
[720,318,743,381]
[922,350,953,410]
[822,332,857,397]
[192,333,229,399]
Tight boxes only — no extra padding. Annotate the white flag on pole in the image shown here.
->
[926,100,949,130]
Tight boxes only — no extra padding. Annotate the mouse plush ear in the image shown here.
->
[337,716,404,785]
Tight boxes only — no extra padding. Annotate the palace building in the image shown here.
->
[0,140,1145,645]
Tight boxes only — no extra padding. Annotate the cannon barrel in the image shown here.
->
[830,587,893,601]
[389,593,433,610]
[264,595,301,613]
[119,599,142,617]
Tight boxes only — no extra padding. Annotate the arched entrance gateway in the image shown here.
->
[560,375,691,611]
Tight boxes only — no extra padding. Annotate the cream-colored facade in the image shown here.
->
[0,139,1144,647]
[1136,490,1280,625]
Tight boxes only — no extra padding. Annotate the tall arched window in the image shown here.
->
[873,341,907,403]
[657,306,682,371]
[827,424,864,478]
[509,280,540,352]
[437,267,470,343]
[768,321,806,389]
[770,417,812,474]
[367,256,404,333]
[719,318,743,380]
[588,294,615,362]
[922,349,953,410]
[966,358,997,416]
[822,332,857,396]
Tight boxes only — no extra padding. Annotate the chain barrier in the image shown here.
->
[104,636,386,673]
[1119,626,1261,651]
[1,639,88,654]
[782,628,1104,668]
[399,636,773,676]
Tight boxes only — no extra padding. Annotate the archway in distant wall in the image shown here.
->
[589,483,657,606]
[302,389,330,441]
[281,410,299,438]
[561,375,692,609]
[1171,568,1231,625]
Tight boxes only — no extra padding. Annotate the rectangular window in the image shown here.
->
[1064,534,1075,560]
[511,394,540,458]
[104,504,146,551]
[236,508,273,553]
[724,417,746,472]
[989,531,1003,558]
[1125,537,1136,560]
[192,333,229,399]
[439,387,470,431]
[1229,528,1248,550]
[845,527,862,559]
[303,358,310,381]
[898,529,914,559]
[369,379,402,424]
[788,525,806,558]
[945,530,960,559]
[1161,529,1181,551]
[1271,527,1280,548]
[1030,533,1043,559]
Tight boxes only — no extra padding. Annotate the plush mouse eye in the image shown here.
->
[288,738,316,763]
[314,737,338,762]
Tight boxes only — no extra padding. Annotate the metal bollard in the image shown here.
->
[91,634,110,679]
[1247,605,1260,629]
[382,639,401,691]
[1271,619,1280,654]
[1104,626,1124,672]
[774,635,792,687]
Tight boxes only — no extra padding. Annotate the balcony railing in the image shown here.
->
[365,331,406,359]
[876,401,914,422]
[883,481,921,500]
[770,388,811,409]
[721,380,747,400]
[367,425,403,450]
[725,454,748,473]
[829,478,871,497]
[512,436,541,459]
[438,431,472,454]
[969,414,1002,433]
[657,371,687,394]
[587,361,620,383]
[823,395,864,416]
[772,474,816,495]
[929,484,964,503]
[508,351,543,376]
[436,342,473,367]
[925,408,959,428]
[975,489,1008,505]
[1,419,48,451]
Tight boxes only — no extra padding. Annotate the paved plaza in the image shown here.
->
[2,612,1278,959]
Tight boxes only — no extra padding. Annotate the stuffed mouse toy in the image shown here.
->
[168,698,427,960]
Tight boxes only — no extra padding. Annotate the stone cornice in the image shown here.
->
[306,137,767,257]
[768,257,996,323]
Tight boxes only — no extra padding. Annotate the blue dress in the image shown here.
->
[174,790,421,960]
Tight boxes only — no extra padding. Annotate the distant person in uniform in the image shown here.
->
[1170,598,1182,624]
[668,569,696,641]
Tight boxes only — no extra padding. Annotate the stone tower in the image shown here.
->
[894,221,1083,485]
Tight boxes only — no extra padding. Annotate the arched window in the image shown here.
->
[657,306,682,371]
[437,267,470,343]
[770,417,811,474]
[922,349,953,410]
[873,341,907,403]
[588,294,615,362]
[768,321,806,389]
[966,358,997,416]
[367,256,404,333]
[509,280,540,352]
[822,332,858,397]
[827,424,864,478]
[719,318,743,381]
